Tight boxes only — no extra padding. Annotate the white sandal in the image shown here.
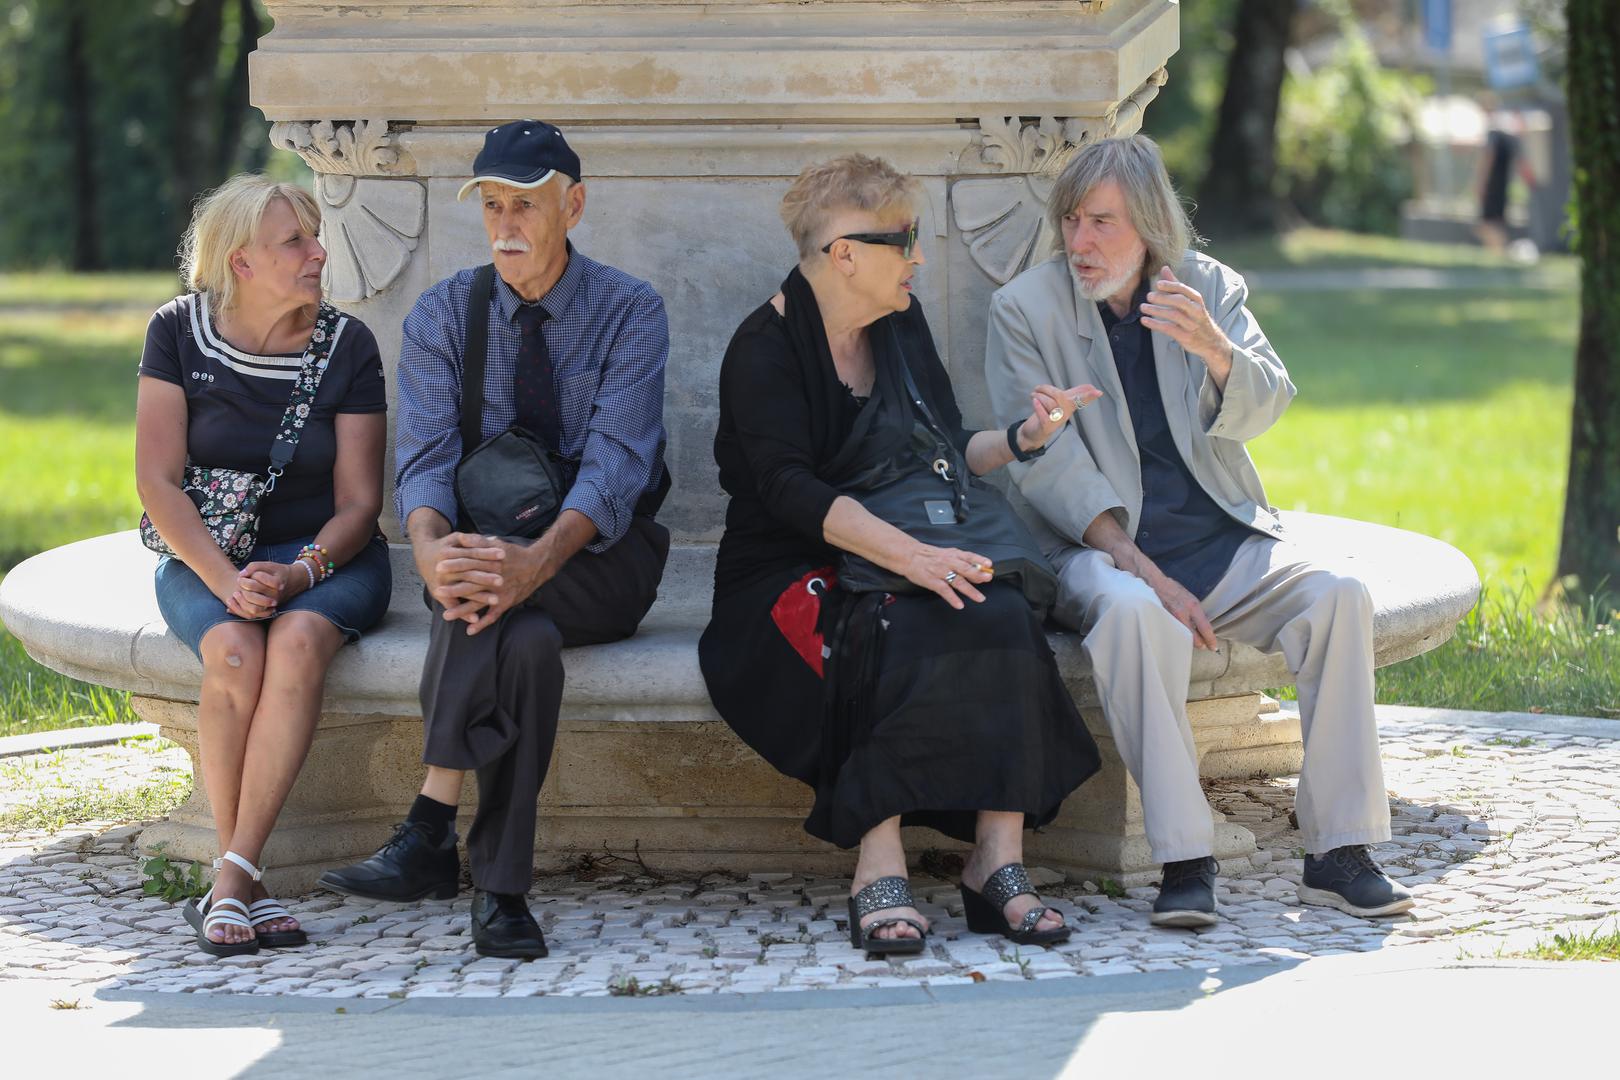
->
[187,851,306,953]
[196,892,257,957]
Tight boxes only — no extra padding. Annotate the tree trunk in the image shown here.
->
[1196,0,1298,240]
[215,0,264,178]
[64,1,99,271]
[171,0,228,226]
[1555,1,1620,595]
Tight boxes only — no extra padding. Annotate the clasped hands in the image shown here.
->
[224,561,307,621]
[418,532,548,636]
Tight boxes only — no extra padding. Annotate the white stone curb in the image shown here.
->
[0,722,160,759]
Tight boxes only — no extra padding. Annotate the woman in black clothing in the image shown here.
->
[700,155,1103,953]
[136,175,391,955]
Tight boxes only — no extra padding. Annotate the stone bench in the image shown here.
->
[0,511,1479,892]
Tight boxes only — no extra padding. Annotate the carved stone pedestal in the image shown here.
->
[132,680,1293,894]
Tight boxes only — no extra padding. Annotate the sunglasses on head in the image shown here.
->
[820,219,920,260]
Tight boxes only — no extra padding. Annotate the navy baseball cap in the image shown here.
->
[456,119,582,201]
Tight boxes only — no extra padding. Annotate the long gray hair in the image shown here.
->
[1045,135,1201,271]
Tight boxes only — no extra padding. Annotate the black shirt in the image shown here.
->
[138,293,386,544]
[1102,287,1252,600]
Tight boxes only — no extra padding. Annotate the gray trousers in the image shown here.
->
[1053,534,1391,863]
[418,517,669,894]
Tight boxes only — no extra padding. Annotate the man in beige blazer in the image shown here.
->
[984,135,1412,927]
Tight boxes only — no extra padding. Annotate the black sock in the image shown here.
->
[407,794,456,843]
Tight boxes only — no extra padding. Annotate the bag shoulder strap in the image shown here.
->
[461,263,497,456]
[886,320,950,438]
[266,301,343,480]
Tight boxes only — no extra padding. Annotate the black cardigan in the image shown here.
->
[711,269,974,599]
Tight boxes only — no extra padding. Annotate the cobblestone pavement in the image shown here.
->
[1,714,1616,1002]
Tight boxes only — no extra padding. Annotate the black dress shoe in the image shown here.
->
[471,890,549,960]
[1298,845,1414,917]
[1151,856,1219,928]
[317,821,460,902]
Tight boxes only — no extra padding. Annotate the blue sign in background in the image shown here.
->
[1423,0,1453,53]
[1484,23,1541,90]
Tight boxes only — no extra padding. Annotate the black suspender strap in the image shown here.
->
[460,263,497,456]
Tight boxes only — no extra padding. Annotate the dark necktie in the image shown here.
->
[513,302,559,450]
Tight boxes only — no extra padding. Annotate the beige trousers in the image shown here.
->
[1053,535,1391,863]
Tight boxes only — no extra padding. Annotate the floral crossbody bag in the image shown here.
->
[139,301,341,564]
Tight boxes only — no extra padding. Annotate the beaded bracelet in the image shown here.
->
[297,543,336,584]
[296,558,317,590]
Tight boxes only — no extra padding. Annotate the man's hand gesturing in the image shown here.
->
[1140,266,1234,385]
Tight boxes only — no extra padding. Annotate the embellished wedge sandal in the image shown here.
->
[959,863,1071,946]
[846,876,929,957]
[185,851,308,952]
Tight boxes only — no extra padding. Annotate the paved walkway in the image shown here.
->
[2,707,1616,1009]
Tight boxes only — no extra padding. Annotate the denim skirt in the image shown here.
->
[154,534,392,659]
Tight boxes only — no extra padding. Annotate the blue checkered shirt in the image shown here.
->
[394,248,669,553]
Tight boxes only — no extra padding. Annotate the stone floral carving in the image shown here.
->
[974,115,1088,175]
[314,174,425,304]
[952,118,1078,285]
[268,119,414,176]
[268,120,424,302]
[952,68,1171,284]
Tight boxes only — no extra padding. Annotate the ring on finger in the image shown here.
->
[1047,407,1064,422]
[944,571,959,584]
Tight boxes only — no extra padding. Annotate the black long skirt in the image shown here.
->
[699,573,1100,849]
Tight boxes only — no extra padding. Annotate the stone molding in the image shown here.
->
[250,1,1178,122]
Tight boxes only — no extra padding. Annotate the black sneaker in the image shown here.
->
[317,820,460,902]
[470,889,548,960]
[1298,845,1414,917]
[1151,856,1218,928]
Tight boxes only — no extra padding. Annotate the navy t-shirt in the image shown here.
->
[138,293,386,544]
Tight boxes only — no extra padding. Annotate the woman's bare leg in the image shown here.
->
[850,816,927,941]
[211,612,344,933]
[962,811,1064,933]
[195,622,267,945]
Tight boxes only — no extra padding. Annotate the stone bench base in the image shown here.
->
[1,512,1476,894]
[132,691,1300,894]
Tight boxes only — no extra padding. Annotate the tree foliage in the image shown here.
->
[1555,0,1620,594]
[1274,6,1427,235]
[0,0,271,271]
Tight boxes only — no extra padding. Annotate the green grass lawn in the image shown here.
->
[1245,286,1572,590]
[0,235,1611,738]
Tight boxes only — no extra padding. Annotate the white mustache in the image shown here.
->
[493,238,531,254]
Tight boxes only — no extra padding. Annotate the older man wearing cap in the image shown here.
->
[318,120,672,959]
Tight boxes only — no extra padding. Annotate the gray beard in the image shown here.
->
[1070,260,1141,303]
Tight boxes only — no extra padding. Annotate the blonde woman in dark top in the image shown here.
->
[135,174,391,956]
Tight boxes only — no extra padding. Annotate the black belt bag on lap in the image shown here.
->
[453,263,577,539]
[833,326,1058,614]
[452,264,671,539]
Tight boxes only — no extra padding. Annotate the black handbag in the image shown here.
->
[834,326,1058,613]
[453,264,577,539]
